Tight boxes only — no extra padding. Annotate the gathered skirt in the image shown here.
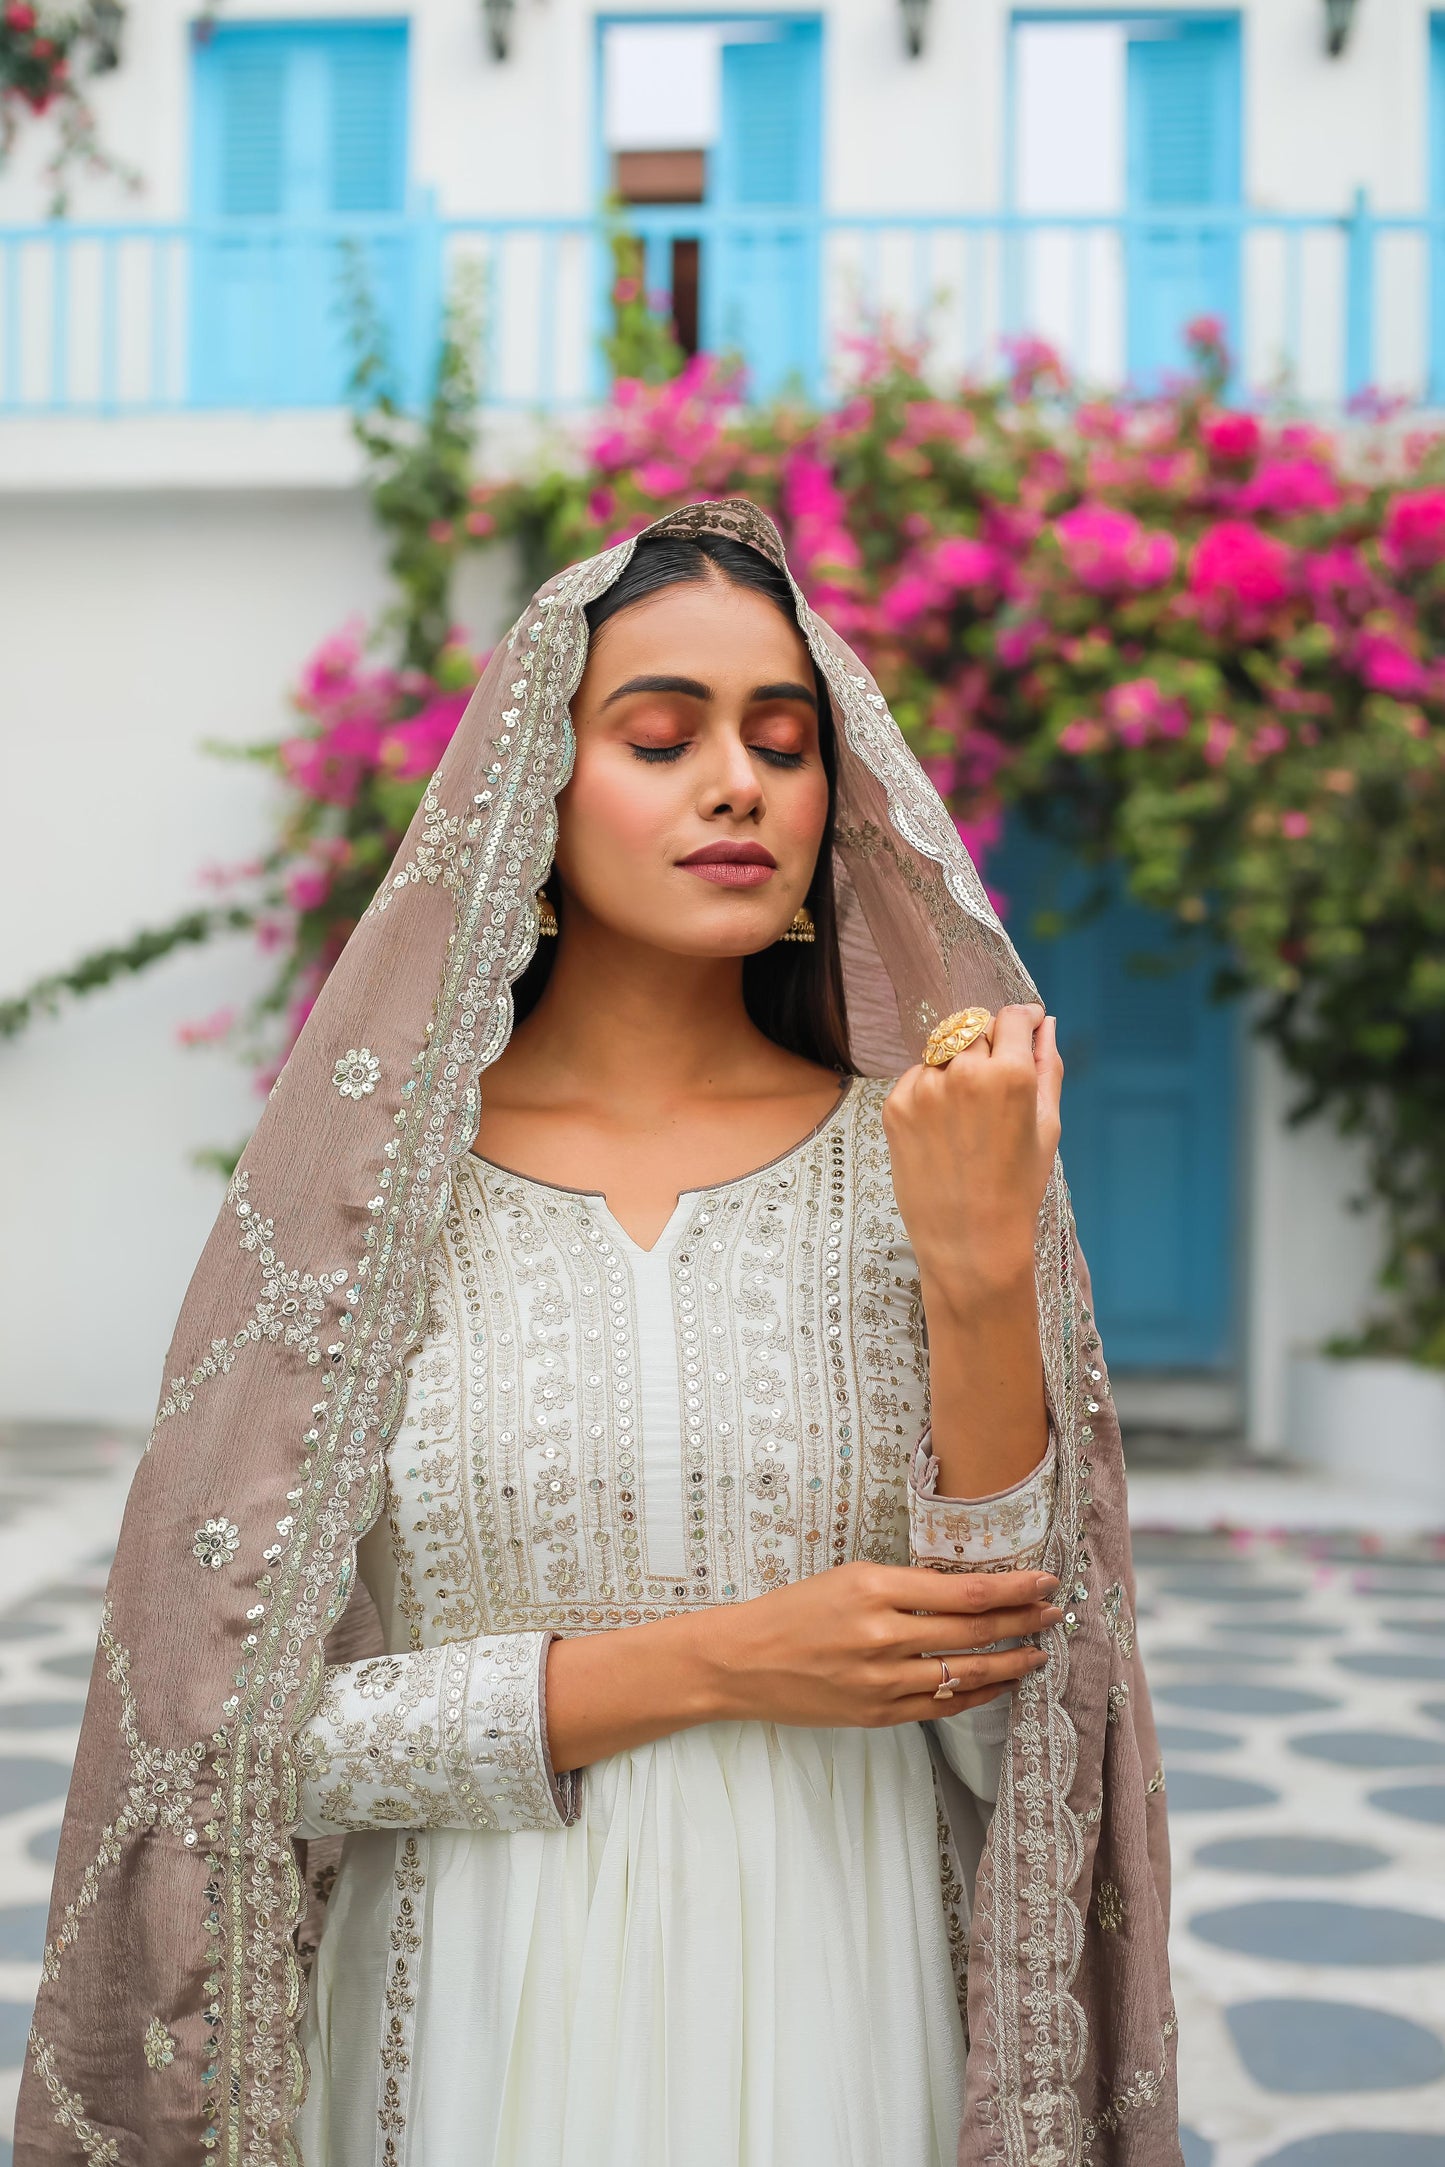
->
[296,1709,1003,2167]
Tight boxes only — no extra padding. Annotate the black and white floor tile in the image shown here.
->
[0,1430,1443,2166]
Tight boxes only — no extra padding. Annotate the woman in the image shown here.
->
[18,502,1178,2167]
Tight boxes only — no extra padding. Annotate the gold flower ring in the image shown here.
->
[923,1007,995,1067]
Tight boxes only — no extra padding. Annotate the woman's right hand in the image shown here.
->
[698,1560,1061,1730]
[545,1563,1061,1775]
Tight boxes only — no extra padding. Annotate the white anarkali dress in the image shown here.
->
[293,1076,1056,2167]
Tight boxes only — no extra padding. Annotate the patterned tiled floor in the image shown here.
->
[0,1430,1443,2166]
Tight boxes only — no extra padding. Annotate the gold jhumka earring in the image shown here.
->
[536,890,558,937]
[779,906,815,944]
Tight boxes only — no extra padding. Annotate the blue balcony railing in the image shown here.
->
[0,191,1439,417]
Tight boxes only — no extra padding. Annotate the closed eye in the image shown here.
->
[628,743,806,768]
[629,743,688,764]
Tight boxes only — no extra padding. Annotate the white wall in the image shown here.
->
[0,487,515,1424]
[1244,1034,1386,1454]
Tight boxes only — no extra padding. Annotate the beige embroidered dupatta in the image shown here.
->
[17,501,1179,2167]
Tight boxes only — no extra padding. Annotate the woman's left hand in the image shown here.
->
[881,1003,1063,1306]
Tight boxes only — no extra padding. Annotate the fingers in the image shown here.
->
[874,1563,1060,1613]
[900,1643,1047,1703]
[1036,1012,1064,1144]
[906,1603,1063,1655]
[986,1002,1045,1065]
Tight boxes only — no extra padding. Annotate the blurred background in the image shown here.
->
[3,4,1445,2163]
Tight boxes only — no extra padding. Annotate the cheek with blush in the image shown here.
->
[551,739,683,923]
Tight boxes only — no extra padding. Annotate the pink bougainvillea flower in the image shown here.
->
[1185,314,1229,364]
[933,535,1004,590]
[464,508,495,538]
[1246,722,1289,761]
[1058,718,1107,754]
[1202,716,1238,766]
[1238,457,1343,517]
[1382,487,1445,571]
[1201,410,1262,464]
[1054,503,1178,592]
[1279,811,1312,839]
[1303,543,1374,619]
[285,866,331,913]
[632,459,691,500]
[954,808,1002,863]
[379,691,470,779]
[1102,677,1188,746]
[175,1005,237,1049]
[879,570,940,630]
[1002,333,1067,399]
[1355,628,1426,696]
[1189,520,1292,615]
[996,619,1046,669]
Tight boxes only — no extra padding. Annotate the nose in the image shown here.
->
[698,730,765,821]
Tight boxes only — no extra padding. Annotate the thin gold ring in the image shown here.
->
[932,1658,957,1702]
[923,1007,995,1068]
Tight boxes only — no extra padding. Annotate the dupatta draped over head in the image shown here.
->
[18,502,1178,2167]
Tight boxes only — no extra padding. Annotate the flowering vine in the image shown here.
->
[7,311,1445,1360]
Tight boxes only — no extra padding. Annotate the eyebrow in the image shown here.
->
[599,673,818,712]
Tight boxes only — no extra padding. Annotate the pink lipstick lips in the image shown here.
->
[676,841,778,888]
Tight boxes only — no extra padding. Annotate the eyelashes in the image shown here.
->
[629,743,806,770]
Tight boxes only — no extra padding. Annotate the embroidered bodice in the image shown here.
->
[295,1076,1056,1840]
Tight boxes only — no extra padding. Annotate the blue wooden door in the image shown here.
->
[1125,17,1240,388]
[190,22,409,407]
[709,21,821,401]
[993,824,1237,1370]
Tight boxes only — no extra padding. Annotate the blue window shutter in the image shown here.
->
[190,23,411,406]
[1129,23,1237,209]
[1125,18,1241,388]
[214,48,287,215]
[716,30,819,209]
[327,31,408,213]
[709,22,822,400]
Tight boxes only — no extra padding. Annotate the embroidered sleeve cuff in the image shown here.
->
[295,1629,582,1838]
[908,1433,1057,1573]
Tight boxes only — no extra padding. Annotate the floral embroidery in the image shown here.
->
[1103,1579,1137,1659]
[1095,1879,1125,1932]
[377,1837,425,2166]
[193,1519,240,1571]
[143,2017,176,2070]
[148,1172,350,1444]
[1080,2018,1179,2164]
[332,1047,382,1100]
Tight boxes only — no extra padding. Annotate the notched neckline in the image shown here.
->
[464,1072,859,1255]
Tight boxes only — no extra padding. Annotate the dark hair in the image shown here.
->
[513,533,853,1074]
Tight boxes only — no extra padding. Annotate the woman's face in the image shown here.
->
[554,573,830,957]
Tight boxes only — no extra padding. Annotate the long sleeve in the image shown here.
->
[294,1629,581,1838]
[907,1435,1059,1804]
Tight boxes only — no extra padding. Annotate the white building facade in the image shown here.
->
[0,0,1410,1446]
